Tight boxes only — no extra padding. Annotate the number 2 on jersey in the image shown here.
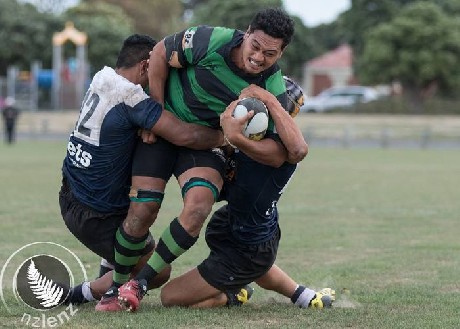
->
[76,91,100,137]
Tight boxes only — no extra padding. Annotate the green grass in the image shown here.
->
[1,141,460,328]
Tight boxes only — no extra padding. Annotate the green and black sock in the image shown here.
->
[113,225,148,287]
[135,217,198,281]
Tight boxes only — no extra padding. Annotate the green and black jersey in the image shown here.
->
[163,25,288,130]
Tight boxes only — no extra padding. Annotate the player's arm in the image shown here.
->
[148,29,191,103]
[240,85,308,164]
[147,29,210,146]
[148,39,169,104]
[220,101,288,167]
[151,109,224,150]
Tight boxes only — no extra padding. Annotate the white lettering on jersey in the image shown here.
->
[265,200,278,217]
[67,140,93,168]
[264,164,299,216]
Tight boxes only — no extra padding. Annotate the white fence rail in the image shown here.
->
[298,114,460,149]
[4,112,460,149]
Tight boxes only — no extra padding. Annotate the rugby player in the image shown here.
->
[159,78,335,309]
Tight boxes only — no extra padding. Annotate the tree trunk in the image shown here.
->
[403,85,424,114]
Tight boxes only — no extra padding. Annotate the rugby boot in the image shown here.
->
[95,287,124,312]
[226,285,254,306]
[309,288,336,308]
[118,279,147,312]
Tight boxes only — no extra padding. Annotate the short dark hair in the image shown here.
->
[116,34,157,69]
[248,8,294,49]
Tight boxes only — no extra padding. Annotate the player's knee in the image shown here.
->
[186,198,213,220]
[136,201,161,220]
[124,202,160,236]
[182,178,218,215]
[160,292,172,307]
[181,177,220,203]
[180,202,212,236]
[160,284,179,307]
[130,187,163,217]
[180,177,220,235]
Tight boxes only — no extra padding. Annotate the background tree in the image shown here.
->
[340,0,408,53]
[283,16,315,80]
[83,0,185,40]
[0,1,63,75]
[340,0,460,70]
[65,1,134,74]
[310,18,349,57]
[190,0,314,78]
[359,2,460,112]
[181,0,208,11]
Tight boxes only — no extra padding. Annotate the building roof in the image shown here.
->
[307,44,352,68]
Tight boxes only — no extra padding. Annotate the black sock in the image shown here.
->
[66,283,86,305]
[291,285,306,304]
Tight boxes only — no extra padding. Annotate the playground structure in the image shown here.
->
[0,22,88,111]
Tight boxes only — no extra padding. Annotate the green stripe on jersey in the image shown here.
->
[186,60,228,108]
[166,70,204,125]
[207,27,234,53]
[266,70,286,98]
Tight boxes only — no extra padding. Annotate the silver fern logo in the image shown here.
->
[27,260,65,309]
[1,242,88,327]
[15,255,71,311]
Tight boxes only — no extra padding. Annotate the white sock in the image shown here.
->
[292,285,316,308]
[100,258,114,269]
[82,281,96,302]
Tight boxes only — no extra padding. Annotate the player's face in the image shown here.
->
[241,30,283,75]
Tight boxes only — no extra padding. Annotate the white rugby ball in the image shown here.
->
[232,97,269,141]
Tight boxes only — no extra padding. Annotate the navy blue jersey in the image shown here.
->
[225,150,297,244]
[62,67,162,213]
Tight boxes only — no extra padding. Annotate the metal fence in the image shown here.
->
[297,114,460,149]
[303,125,460,149]
[2,112,460,149]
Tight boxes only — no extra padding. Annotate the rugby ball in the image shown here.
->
[232,97,269,141]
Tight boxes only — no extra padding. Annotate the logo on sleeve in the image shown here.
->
[183,29,196,49]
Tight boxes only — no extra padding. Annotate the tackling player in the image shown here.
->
[160,78,335,309]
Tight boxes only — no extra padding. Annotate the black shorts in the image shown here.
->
[197,205,280,292]
[131,137,226,179]
[59,178,154,264]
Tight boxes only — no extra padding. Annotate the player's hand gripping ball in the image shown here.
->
[232,97,269,141]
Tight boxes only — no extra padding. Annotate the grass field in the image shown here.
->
[1,141,459,328]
